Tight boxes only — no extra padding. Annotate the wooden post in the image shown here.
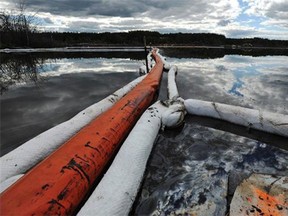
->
[144,36,149,73]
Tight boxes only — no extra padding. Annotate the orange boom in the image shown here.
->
[0,50,164,215]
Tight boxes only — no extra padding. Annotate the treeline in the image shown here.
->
[225,37,288,47]
[0,2,37,48]
[1,5,288,49]
[1,30,288,48]
[0,31,225,48]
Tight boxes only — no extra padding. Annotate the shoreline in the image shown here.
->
[1,45,288,53]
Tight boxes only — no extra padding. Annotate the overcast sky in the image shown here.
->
[1,0,288,39]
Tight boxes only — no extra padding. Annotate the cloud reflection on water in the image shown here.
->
[38,58,140,77]
[135,123,288,215]
[162,55,288,114]
[136,54,288,214]
[1,69,139,155]
[1,52,288,214]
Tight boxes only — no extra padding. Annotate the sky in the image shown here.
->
[1,0,288,40]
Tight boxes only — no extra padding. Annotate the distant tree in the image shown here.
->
[0,0,38,47]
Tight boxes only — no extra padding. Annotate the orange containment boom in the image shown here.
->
[0,49,164,215]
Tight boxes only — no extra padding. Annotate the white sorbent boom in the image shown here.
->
[185,99,288,137]
[77,101,168,216]
[0,75,146,185]
[78,52,185,216]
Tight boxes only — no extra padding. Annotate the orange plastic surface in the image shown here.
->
[0,50,164,215]
[251,187,287,216]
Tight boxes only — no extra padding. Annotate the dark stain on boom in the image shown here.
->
[60,158,90,184]
[84,141,101,155]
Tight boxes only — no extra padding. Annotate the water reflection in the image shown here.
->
[228,68,260,97]
[134,123,288,215]
[0,52,145,94]
[135,51,288,215]
[0,54,45,94]
[0,52,142,156]
[1,50,288,214]
[162,48,288,59]
[39,58,141,77]
[158,54,288,115]
[228,77,244,97]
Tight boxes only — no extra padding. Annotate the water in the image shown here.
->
[1,52,143,155]
[1,49,288,215]
[134,122,288,215]
[158,53,288,114]
[135,50,288,215]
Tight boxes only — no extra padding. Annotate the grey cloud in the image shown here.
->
[267,1,288,19]
[215,65,228,71]
[116,19,146,26]
[37,17,54,26]
[145,1,212,20]
[217,20,230,26]
[4,0,287,39]
[42,17,53,24]
[64,21,100,32]
[16,0,96,16]
[8,0,212,20]
[9,0,162,17]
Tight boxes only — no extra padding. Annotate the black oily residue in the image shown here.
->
[47,199,66,209]
[133,121,288,215]
[264,177,282,194]
[41,184,49,190]
[57,187,69,201]
[276,204,283,211]
[61,158,90,183]
[85,141,101,155]
[108,96,116,103]
[198,192,207,205]
[236,142,282,170]
[251,205,262,213]
[173,196,185,209]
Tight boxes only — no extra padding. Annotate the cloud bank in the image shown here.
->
[1,0,287,39]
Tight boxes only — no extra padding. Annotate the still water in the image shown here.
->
[135,51,288,215]
[1,49,288,214]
